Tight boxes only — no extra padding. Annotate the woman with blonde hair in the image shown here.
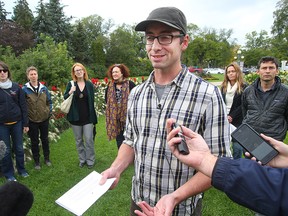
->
[63,63,97,168]
[220,62,247,159]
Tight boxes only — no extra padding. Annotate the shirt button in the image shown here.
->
[144,189,149,198]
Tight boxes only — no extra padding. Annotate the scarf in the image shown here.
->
[0,79,12,89]
[106,80,130,140]
[225,82,238,113]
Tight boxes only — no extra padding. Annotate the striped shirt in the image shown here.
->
[124,66,231,215]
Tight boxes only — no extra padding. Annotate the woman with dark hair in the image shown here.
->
[105,64,136,149]
[63,63,97,168]
[0,61,29,181]
[220,62,247,159]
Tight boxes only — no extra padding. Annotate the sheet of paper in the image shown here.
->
[55,171,116,216]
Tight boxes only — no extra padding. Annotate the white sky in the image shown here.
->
[3,0,278,46]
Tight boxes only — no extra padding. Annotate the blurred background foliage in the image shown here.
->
[0,0,288,88]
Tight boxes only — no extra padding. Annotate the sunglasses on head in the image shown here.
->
[0,69,8,73]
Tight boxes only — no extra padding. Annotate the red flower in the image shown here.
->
[91,78,99,84]
[104,77,109,84]
[40,81,46,85]
[51,86,58,91]
[133,77,137,83]
[18,84,23,88]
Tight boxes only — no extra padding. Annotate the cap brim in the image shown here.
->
[135,19,182,32]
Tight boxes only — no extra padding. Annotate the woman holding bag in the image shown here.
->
[63,63,97,168]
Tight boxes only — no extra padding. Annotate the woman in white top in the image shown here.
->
[220,62,247,159]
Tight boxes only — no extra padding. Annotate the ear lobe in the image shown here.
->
[182,35,190,50]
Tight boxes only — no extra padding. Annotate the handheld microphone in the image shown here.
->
[0,140,7,160]
[171,123,189,155]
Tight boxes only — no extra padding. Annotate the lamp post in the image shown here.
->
[234,49,244,70]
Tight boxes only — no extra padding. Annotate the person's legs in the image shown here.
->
[83,123,95,167]
[11,121,27,175]
[71,125,86,165]
[0,124,15,179]
[28,121,40,165]
[232,141,243,159]
[116,130,124,149]
[39,119,50,164]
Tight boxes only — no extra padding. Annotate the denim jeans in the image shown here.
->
[28,119,50,163]
[0,121,26,178]
[232,141,244,159]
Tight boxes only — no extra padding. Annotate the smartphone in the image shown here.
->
[231,123,279,165]
[171,123,189,155]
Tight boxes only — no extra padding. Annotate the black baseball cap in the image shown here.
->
[135,7,187,35]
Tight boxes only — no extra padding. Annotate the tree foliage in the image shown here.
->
[1,0,288,87]
[10,34,73,88]
[12,0,34,32]
[33,0,71,43]
[271,0,288,60]
[0,20,35,55]
[0,1,9,21]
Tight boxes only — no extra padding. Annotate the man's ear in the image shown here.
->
[181,35,190,51]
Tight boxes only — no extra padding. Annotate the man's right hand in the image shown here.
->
[99,167,120,189]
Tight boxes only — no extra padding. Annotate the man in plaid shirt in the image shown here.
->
[100,7,231,216]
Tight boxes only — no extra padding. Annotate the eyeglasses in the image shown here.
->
[143,34,184,45]
[0,69,8,73]
[74,69,83,73]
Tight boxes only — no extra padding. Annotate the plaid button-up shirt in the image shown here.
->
[124,66,231,215]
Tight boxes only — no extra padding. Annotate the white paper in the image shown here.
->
[55,171,116,216]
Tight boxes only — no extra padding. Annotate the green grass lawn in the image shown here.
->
[0,114,255,216]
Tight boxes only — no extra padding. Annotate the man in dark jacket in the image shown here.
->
[242,56,288,141]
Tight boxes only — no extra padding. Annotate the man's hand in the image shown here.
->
[245,134,288,168]
[23,127,29,133]
[166,118,213,170]
[99,167,120,189]
[135,194,177,216]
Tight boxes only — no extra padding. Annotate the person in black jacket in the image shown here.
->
[0,61,29,181]
[105,64,136,149]
[242,56,288,141]
[220,62,247,159]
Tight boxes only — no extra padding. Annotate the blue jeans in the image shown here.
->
[232,141,244,159]
[0,121,26,179]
